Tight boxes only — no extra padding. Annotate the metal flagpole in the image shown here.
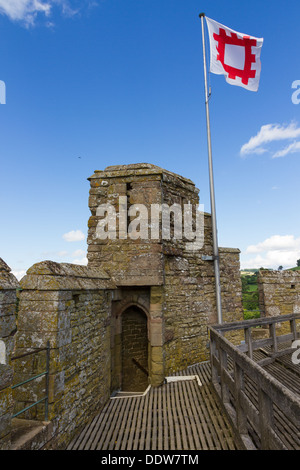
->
[199,12,223,324]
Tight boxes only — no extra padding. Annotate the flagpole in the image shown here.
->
[199,13,223,324]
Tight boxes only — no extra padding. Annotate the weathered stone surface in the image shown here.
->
[0,259,18,450]
[0,164,245,450]
[258,269,300,334]
[20,261,115,291]
[11,260,114,449]
[87,163,243,380]
[0,258,19,290]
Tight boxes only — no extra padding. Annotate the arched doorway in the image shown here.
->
[121,306,149,392]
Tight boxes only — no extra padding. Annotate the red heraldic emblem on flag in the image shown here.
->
[205,17,263,92]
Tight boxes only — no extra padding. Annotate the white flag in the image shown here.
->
[205,16,263,92]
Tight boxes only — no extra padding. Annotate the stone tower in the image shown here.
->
[87,163,243,390]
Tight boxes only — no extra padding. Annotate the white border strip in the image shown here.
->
[110,385,151,399]
[165,375,202,387]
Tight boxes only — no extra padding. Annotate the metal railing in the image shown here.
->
[11,341,50,421]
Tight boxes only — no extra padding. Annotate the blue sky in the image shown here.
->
[0,0,300,279]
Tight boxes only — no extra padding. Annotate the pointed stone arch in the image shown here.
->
[110,287,164,391]
[121,305,149,391]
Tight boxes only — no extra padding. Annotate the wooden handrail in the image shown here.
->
[209,314,300,450]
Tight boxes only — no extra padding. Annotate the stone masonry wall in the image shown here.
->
[87,164,244,379]
[163,214,243,374]
[258,269,300,317]
[87,165,168,287]
[0,258,19,450]
[258,269,300,335]
[13,261,115,449]
[160,172,243,373]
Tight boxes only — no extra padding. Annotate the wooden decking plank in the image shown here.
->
[126,396,142,450]
[271,405,300,449]
[66,354,299,451]
[178,379,198,450]
[195,362,212,384]
[169,382,180,449]
[68,398,114,450]
[85,401,116,450]
[184,379,209,450]
[66,361,245,451]
[156,386,163,450]
[145,387,154,450]
[173,381,189,449]
[187,376,214,449]
[132,395,146,450]
[66,412,98,449]
[95,395,128,450]
[192,382,215,449]
[199,383,222,450]
[244,370,300,450]
[162,386,169,450]
[265,362,299,396]
[197,385,219,449]
[112,396,136,450]
[119,397,138,450]
[177,380,195,450]
[151,387,158,450]
[203,382,235,450]
[197,364,236,451]
[76,410,106,450]
[138,392,150,450]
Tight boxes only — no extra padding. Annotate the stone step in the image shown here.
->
[11,418,53,450]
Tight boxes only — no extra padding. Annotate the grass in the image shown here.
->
[241,265,300,321]
[243,310,260,320]
[246,284,258,292]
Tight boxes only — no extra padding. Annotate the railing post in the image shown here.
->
[210,331,219,385]
[269,322,278,354]
[220,348,230,404]
[11,344,50,420]
[244,328,253,360]
[290,318,298,342]
[234,361,247,435]
[45,341,50,421]
[258,387,274,450]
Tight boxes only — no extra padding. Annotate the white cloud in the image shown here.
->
[72,256,88,265]
[12,269,26,280]
[240,122,300,158]
[0,0,92,26]
[0,0,51,25]
[57,250,68,257]
[246,235,300,254]
[243,234,300,270]
[272,140,300,159]
[72,249,86,257]
[62,230,85,242]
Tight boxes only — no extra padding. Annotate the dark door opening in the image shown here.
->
[121,306,149,392]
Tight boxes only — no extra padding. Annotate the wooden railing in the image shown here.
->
[209,314,300,450]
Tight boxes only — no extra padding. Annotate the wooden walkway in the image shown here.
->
[67,362,238,451]
[249,348,300,449]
